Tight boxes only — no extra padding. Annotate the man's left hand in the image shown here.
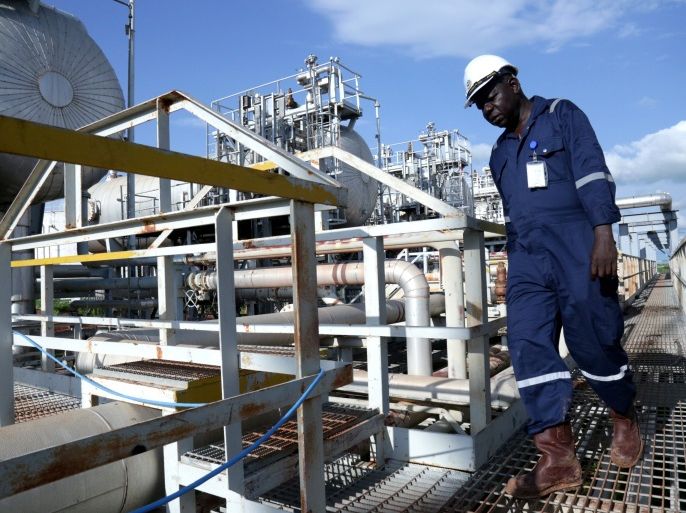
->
[591,224,617,280]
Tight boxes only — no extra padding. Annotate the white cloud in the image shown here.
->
[305,0,639,58]
[638,96,657,108]
[470,142,492,167]
[605,121,686,183]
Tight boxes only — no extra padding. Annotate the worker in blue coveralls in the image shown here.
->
[463,55,643,499]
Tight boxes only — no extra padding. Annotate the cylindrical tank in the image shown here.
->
[326,126,378,226]
[87,126,378,231]
[0,1,125,206]
[0,401,164,513]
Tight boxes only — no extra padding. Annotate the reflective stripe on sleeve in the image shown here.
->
[580,364,628,382]
[517,371,571,389]
[504,216,511,223]
[549,98,562,113]
[575,172,614,189]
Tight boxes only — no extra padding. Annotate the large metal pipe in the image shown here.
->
[616,193,672,211]
[53,276,158,292]
[75,296,445,374]
[187,260,431,375]
[343,366,520,410]
[0,401,163,513]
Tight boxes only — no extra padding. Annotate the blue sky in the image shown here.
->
[47,0,686,244]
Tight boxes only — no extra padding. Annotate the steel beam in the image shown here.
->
[13,315,506,340]
[156,98,172,213]
[215,207,244,507]
[363,236,389,465]
[39,265,55,372]
[0,367,351,500]
[290,200,326,513]
[463,229,491,434]
[0,243,13,425]
[0,115,344,214]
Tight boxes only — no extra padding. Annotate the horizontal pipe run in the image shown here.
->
[13,315,506,341]
[342,367,519,410]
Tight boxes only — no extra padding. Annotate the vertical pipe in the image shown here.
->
[291,200,326,513]
[363,236,389,465]
[618,223,630,254]
[437,242,467,379]
[216,207,244,507]
[40,265,55,372]
[464,229,491,434]
[126,0,136,249]
[157,256,176,346]
[63,163,82,230]
[0,242,14,425]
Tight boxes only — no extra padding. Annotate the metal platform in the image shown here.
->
[13,383,80,423]
[438,276,686,513]
[254,276,686,513]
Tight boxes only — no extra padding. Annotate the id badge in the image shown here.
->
[526,160,548,189]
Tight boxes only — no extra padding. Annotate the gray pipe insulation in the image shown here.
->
[187,261,431,375]
[616,192,672,211]
[344,366,520,411]
[68,260,433,375]
[0,401,163,513]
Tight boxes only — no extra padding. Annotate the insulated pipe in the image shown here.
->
[53,276,158,292]
[42,265,109,279]
[0,401,163,513]
[343,366,520,410]
[70,298,158,310]
[616,193,672,211]
[187,260,431,375]
[75,296,446,374]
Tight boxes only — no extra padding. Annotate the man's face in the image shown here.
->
[473,76,518,128]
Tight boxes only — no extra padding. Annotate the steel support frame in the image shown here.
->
[0,367,351,499]
[290,200,326,512]
[39,265,55,372]
[463,229,491,434]
[0,243,13,425]
[363,236,389,465]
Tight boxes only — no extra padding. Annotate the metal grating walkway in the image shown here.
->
[13,383,80,422]
[440,276,686,513]
[256,276,686,513]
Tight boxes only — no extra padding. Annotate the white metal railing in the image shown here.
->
[670,236,686,313]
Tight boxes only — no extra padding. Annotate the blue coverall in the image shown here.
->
[489,96,635,435]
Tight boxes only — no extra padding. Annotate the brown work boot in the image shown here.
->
[610,406,643,468]
[505,423,582,499]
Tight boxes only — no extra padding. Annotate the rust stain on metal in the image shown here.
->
[9,421,190,495]
[239,400,267,419]
[156,345,163,359]
[332,366,353,389]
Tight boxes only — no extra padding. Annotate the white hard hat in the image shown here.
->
[463,55,518,108]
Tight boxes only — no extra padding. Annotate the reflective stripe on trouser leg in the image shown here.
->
[506,248,574,435]
[559,277,634,414]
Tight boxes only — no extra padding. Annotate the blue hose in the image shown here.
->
[130,367,325,513]
[14,331,206,408]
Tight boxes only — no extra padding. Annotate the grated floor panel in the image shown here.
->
[13,383,80,422]
[184,403,378,473]
[439,276,686,513]
[258,276,686,513]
